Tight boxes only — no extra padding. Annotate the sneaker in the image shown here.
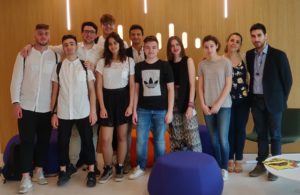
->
[19,176,32,194]
[86,172,96,187]
[57,171,70,186]
[32,170,48,185]
[249,163,266,177]
[115,164,124,182]
[98,165,113,184]
[128,165,145,180]
[222,169,229,181]
[66,164,77,177]
[267,172,278,181]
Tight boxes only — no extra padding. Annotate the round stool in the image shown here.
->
[148,151,223,195]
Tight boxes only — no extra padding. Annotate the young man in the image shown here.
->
[51,35,97,187]
[95,13,128,48]
[20,22,102,174]
[76,21,103,70]
[72,22,102,173]
[53,22,102,174]
[129,36,174,180]
[22,21,102,71]
[123,24,145,174]
[246,23,293,181]
[10,24,59,194]
[126,24,145,63]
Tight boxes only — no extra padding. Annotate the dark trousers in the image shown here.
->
[251,95,282,163]
[58,117,95,166]
[78,124,98,165]
[229,99,250,160]
[18,110,52,173]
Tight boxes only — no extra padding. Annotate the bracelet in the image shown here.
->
[188,102,194,108]
[51,111,57,116]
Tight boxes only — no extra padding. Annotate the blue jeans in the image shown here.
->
[252,96,282,163]
[229,99,250,160]
[136,108,167,170]
[204,108,231,169]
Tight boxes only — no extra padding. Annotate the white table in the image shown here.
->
[264,154,300,181]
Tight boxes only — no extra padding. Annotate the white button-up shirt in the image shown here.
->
[132,47,145,63]
[52,58,95,120]
[51,42,103,64]
[10,48,59,113]
[77,42,103,64]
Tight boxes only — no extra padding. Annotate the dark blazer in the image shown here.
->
[246,45,293,113]
[126,47,146,59]
[126,47,134,58]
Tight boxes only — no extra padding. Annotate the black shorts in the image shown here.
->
[100,87,131,127]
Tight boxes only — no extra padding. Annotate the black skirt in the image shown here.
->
[100,86,131,127]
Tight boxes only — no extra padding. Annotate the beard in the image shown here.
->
[37,40,49,47]
[84,39,94,45]
[254,41,266,50]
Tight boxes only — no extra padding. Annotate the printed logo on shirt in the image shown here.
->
[141,70,161,96]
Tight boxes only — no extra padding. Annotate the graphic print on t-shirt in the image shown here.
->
[141,69,161,96]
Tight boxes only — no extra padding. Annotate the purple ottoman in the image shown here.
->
[148,151,223,195]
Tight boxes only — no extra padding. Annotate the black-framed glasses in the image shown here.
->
[83,30,96,34]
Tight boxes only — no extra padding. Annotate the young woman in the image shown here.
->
[224,32,249,173]
[166,36,201,152]
[198,35,232,181]
[96,32,135,183]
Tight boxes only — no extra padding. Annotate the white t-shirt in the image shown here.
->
[198,57,232,107]
[96,57,135,89]
[52,58,95,120]
[10,48,60,112]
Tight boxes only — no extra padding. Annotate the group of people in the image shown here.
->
[10,12,293,194]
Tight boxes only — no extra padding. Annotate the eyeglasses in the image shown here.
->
[83,30,96,34]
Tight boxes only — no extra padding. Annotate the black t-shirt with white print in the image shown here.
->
[135,59,174,110]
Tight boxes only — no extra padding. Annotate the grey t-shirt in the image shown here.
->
[198,57,232,108]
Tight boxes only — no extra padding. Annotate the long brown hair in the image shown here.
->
[103,32,127,66]
[166,36,186,61]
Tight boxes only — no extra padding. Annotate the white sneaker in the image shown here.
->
[128,165,145,180]
[32,170,48,185]
[19,176,33,194]
[222,169,229,181]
